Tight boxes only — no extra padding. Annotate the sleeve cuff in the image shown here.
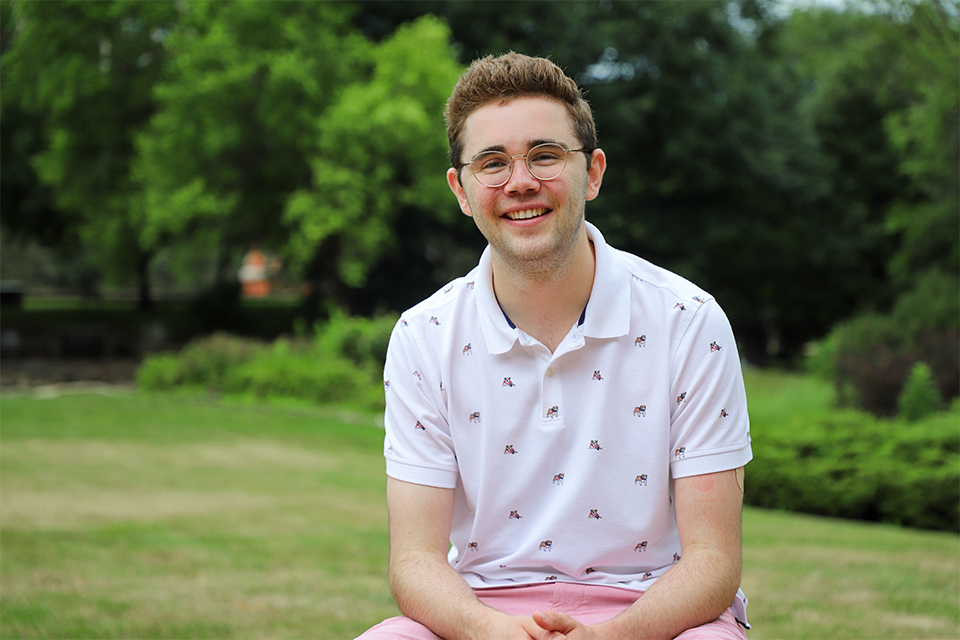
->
[670,440,753,479]
[386,457,460,489]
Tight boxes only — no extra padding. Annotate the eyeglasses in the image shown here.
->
[461,143,587,188]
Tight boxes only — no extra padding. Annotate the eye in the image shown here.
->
[529,146,564,165]
[475,153,510,173]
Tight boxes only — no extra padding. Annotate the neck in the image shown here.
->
[492,231,596,352]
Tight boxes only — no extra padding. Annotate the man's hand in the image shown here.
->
[477,614,545,640]
[532,611,599,640]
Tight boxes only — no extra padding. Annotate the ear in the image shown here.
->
[585,148,606,202]
[447,167,474,217]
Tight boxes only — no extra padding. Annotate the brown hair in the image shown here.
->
[444,52,597,174]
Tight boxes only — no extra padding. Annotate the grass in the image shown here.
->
[1,392,397,639]
[2,386,958,639]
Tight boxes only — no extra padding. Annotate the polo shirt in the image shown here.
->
[383,222,752,615]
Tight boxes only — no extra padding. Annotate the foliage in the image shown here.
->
[133,0,366,290]
[312,311,396,373]
[811,257,959,417]
[3,0,956,372]
[795,2,959,413]
[2,0,179,309]
[283,16,462,293]
[133,5,462,313]
[898,361,942,423]
[137,313,398,410]
[883,0,960,289]
[744,369,960,532]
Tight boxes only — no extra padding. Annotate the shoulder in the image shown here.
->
[616,248,714,308]
[396,267,483,331]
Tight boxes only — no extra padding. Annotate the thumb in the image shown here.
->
[533,610,576,633]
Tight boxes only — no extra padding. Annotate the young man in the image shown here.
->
[360,53,752,640]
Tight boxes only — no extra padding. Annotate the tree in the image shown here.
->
[136,5,464,316]
[882,0,959,289]
[134,0,366,298]
[283,16,463,313]
[2,0,178,310]
[804,0,959,413]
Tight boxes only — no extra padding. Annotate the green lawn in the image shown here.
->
[1,391,958,639]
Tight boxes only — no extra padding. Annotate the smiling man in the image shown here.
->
[358,53,752,640]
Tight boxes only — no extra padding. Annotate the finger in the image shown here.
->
[518,616,551,639]
[533,610,577,633]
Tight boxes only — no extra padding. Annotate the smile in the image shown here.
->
[504,208,549,221]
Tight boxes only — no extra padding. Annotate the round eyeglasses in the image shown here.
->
[461,143,588,188]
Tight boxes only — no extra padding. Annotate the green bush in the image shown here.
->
[810,271,959,417]
[898,361,942,422]
[137,332,265,389]
[137,313,398,411]
[746,399,960,532]
[314,311,396,370]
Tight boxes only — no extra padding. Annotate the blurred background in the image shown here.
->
[1,1,958,637]
[1,0,955,366]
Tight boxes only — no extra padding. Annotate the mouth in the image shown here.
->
[504,208,550,221]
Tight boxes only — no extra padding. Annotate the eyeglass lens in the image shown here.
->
[471,143,569,187]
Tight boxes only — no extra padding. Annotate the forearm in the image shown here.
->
[594,469,745,639]
[592,545,741,639]
[389,551,512,640]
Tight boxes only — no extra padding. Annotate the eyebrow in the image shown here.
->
[472,138,570,157]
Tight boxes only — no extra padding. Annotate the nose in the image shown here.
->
[503,155,540,194]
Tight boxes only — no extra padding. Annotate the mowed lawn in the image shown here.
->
[1,391,958,640]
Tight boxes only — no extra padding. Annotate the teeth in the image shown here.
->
[506,208,547,220]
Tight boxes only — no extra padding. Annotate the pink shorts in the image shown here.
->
[357,581,748,639]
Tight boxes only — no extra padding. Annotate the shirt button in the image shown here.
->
[546,367,555,377]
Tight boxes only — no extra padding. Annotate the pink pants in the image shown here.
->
[357,582,748,639]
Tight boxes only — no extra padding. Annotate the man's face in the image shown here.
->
[446,96,605,272]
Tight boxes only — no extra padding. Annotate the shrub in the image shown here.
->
[745,399,960,532]
[810,271,959,417]
[137,313,398,411]
[137,332,265,389]
[314,311,396,369]
[898,361,941,422]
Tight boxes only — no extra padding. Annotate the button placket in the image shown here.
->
[541,354,563,425]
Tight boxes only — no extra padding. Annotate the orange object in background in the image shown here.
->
[238,249,270,298]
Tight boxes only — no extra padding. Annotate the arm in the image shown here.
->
[387,477,542,640]
[536,467,744,640]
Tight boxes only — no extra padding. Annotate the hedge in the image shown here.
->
[745,401,959,531]
[137,313,397,411]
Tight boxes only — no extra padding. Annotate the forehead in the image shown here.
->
[461,96,576,156]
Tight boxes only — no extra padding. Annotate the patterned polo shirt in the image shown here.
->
[383,222,752,615]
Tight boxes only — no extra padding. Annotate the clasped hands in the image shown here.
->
[498,610,602,640]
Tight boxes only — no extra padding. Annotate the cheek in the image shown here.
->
[462,188,496,219]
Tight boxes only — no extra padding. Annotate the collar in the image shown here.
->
[475,221,632,355]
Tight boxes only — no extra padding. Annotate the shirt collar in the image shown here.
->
[582,221,632,340]
[474,221,631,355]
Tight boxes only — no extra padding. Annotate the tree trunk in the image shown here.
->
[137,251,154,312]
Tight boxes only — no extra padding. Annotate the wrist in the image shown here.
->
[458,605,507,640]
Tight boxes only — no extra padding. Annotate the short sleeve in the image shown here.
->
[383,318,459,489]
[669,300,752,478]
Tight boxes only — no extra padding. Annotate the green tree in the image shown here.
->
[283,16,463,312]
[805,0,959,414]
[136,5,463,316]
[882,0,959,288]
[134,0,365,297]
[2,0,178,310]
